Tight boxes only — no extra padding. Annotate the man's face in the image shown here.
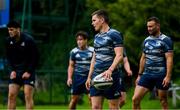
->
[76,35,87,49]
[92,14,103,32]
[147,20,159,36]
[8,27,20,38]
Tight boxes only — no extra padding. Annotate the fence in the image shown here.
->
[34,70,69,105]
[169,83,180,107]
[0,70,70,105]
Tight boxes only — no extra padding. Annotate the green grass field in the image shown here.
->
[1,88,179,110]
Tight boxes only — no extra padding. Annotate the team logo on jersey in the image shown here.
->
[75,53,80,58]
[21,42,25,46]
[10,41,13,45]
[145,42,153,49]
[155,41,161,46]
[30,81,34,84]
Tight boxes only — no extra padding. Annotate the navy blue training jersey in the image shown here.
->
[70,46,94,75]
[93,28,123,73]
[143,34,173,74]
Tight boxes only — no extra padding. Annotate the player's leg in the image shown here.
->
[119,91,126,108]
[87,93,92,106]
[89,82,104,109]
[108,98,120,110]
[8,84,20,109]
[119,76,126,108]
[69,74,87,109]
[132,73,155,110]
[105,70,121,109]
[69,95,80,109]
[156,74,169,110]
[23,72,35,109]
[24,84,34,109]
[157,89,168,109]
[132,85,149,110]
[91,96,104,110]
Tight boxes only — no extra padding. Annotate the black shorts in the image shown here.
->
[9,69,35,87]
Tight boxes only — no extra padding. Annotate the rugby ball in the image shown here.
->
[91,73,113,90]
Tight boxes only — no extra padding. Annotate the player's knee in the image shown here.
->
[71,97,79,104]
[24,94,33,101]
[8,93,16,100]
[92,105,102,109]
[119,99,126,106]
[109,103,119,109]
[159,97,168,106]
[132,95,140,105]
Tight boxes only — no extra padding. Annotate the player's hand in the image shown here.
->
[10,71,16,79]
[162,76,171,87]
[135,75,141,86]
[85,77,91,90]
[102,69,112,80]
[22,72,31,79]
[127,70,133,76]
[67,78,72,87]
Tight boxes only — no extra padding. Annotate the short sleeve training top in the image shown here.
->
[93,28,123,73]
[70,46,94,75]
[142,33,173,74]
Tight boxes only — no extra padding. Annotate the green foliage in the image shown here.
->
[83,0,180,79]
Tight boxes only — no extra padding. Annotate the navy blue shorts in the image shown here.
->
[138,72,169,91]
[9,69,35,87]
[119,76,126,92]
[90,70,121,99]
[71,74,89,95]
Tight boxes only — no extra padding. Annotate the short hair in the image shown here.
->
[75,31,89,40]
[7,21,21,28]
[91,9,109,24]
[147,16,160,24]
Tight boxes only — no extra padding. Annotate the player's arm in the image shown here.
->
[5,39,16,72]
[162,52,173,87]
[26,38,39,74]
[5,39,17,79]
[103,46,123,79]
[67,60,75,86]
[123,56,132,76]
[22,38,39,79]
[136,53,146,85]
[87,52,95,79]
[86,52,95,90]
[138,53,145,75]
[109,46,123,71]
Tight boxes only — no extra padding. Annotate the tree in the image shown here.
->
[81,0,180,79]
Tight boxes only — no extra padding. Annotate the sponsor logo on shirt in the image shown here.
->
[21,42,25,46]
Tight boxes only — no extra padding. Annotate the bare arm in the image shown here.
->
[67,60,75,86]
[162,52,173,87]
[103,47,123,79]
[138,53,146,75]
[87,52,95,79]
[86,52,95,90]
[136,53,146,85]
[109,47,123,71]
[123,57,132,76]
